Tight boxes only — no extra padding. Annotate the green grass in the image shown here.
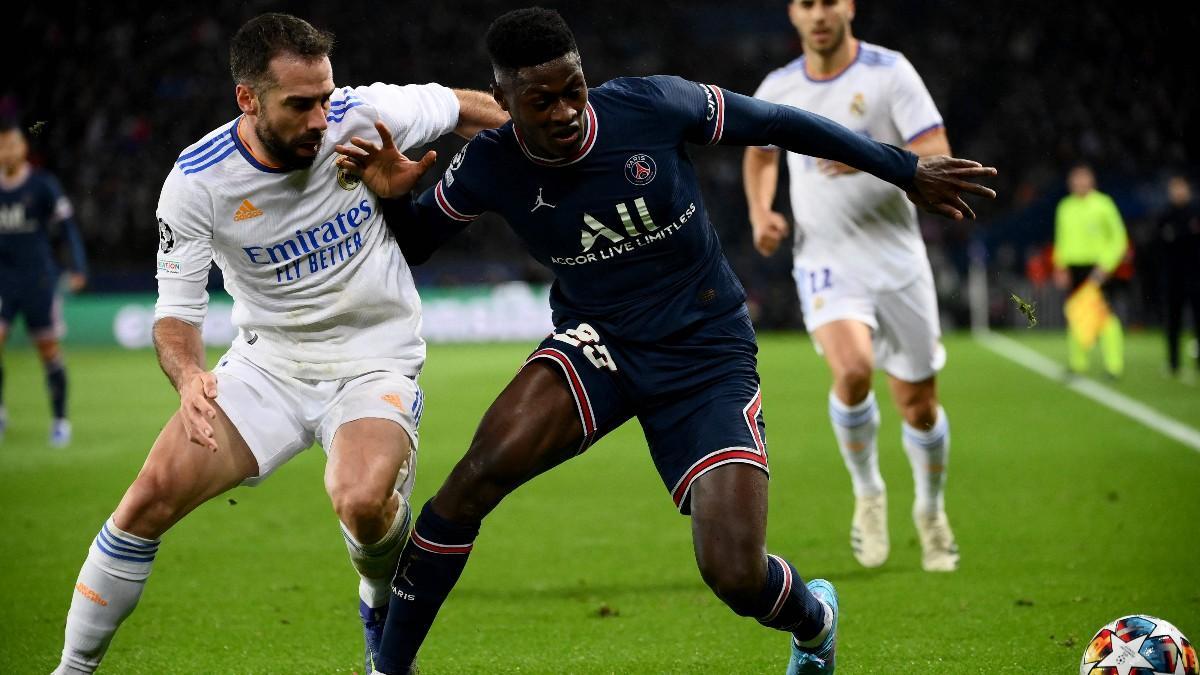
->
[2,331,1198,673]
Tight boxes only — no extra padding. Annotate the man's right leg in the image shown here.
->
[55,406,258,674]
[811,319,887,568]
[374,360,587,674]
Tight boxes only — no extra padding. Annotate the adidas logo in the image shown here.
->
[234,199,264,221]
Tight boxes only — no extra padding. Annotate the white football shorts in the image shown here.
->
[212,350,423,489]
[793,259,946,383]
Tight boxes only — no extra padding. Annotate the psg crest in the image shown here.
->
[624,154,656,186]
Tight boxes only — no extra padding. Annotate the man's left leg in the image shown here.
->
[888,375,957,572]
[690,465,836,674]
[1100,314,1125,378]
[33,334,70,447]
[325,413,416,674]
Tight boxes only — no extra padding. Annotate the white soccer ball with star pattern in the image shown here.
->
[1081,615,1198,675]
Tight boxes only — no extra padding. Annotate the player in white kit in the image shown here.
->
[52,13,506,673]
[743,0,960,572]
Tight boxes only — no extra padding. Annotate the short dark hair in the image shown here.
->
[230,13,334,90]
[485,7,578,72]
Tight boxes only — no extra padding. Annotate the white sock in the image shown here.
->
[55,517,159,674]
[902,406,950,516]
[342,491,410,609]
[828,391,885,497]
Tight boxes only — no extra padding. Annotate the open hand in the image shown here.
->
[334,120,438,199]
[906,156,998,220]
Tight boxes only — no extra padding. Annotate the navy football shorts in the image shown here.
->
[524,306,768,514]
[0,275,59,337]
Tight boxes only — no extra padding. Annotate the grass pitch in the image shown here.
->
[2,331,1197,673]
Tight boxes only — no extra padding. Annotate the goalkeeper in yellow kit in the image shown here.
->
[1053,164,1129,378]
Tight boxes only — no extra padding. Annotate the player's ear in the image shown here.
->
[489,83,510,113]
[235,83,258,116]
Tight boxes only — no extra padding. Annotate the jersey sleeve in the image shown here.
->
[383,135,495,265]
[749,72,789,152]
[347,82,461,152]
[154,168,214,325]
[1099,195,1129,272]
[420,138,490,225]
[43,174,88,274]
[640,75,730,146]
[889,55,944,145]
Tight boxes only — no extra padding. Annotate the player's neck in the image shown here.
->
[805,37,859,80]
[236,116,284,169]
[0,162,30,189]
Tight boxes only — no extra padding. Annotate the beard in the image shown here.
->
[255,116,323,170]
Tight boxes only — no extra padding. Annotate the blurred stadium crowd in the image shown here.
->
[6,1,1196,330]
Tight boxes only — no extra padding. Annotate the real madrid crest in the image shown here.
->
[336,163,361,191]
[850,93,867,117]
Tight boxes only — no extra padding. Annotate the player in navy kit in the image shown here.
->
[0,120,88,447]
[335,9,996,673]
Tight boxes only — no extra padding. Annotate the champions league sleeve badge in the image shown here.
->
[157,218,175,253]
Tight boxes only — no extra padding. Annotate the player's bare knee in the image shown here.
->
[116,472,183,539]
[902,398,938,430]
[330,485,392,537]
[834,366,873,404]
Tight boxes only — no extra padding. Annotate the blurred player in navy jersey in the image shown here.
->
[335,9,996,673]
[0,119,88,447]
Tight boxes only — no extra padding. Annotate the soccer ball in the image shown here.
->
[1081,614,1199,675]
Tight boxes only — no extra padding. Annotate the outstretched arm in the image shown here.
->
[452,89,508,139]
[716,88,997,220]
[335,120,471,264]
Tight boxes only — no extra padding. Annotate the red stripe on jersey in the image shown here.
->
[706,85,725,145]
[411,531,473,555]
[527,348,597,440]
[434,181,478,222]
[514,103,599,167]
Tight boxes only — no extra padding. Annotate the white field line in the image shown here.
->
[974,330,1200,453]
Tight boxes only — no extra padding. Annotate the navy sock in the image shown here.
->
[376,501,479,674]
[756,554,828,642]
[46,361,67,419]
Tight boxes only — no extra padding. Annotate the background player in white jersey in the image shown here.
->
[743,0,960,572]
[52,13,505,673]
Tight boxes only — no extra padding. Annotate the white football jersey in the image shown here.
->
[753,42,943,291]
[155,83,460,380]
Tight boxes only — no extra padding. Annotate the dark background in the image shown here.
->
[6,1,1196,329]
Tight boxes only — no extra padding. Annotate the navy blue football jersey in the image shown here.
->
[0,167,87,281]
[426,76,745,341]
[394,75,917,341]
